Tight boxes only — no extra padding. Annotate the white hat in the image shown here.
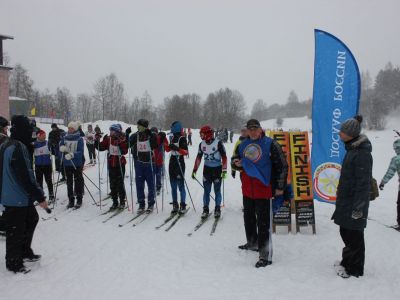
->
[68,121,79,131]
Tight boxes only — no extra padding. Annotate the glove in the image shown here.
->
[59,145,68,153]
[221,170,227,179]
[351,210,363,220]
[169,144,179,151]
[65,153,74,161]
[191,171,196,179]
[125,127,132,135]
[231,170,236,178]
[379,183,384,191]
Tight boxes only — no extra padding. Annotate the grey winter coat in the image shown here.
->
[332,134,373,230]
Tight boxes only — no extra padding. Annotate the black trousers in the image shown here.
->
[86,144,96,161]
[3,206,39,266]
[243,197,272,261]
[35,165,54,196]
[397,190,400,225]
[340,226,365,277]
[109,165,126,204]
[65,166,84,202]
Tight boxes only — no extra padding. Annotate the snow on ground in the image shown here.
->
[1,117,400,300]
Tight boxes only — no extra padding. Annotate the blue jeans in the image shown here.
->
[170,177,186,204]
[203,177,222,207]
[134,160,155,206]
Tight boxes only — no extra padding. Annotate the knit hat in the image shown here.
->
[37,130,46,138]
[51,123,58,129]
[170,121,182,134]
[340,115,363,138]
[10,115,34,147]
[109,124,122,133]
[246,119,261,129]
[0,116,9,128]
[67,121,79,131]
[137,119,149,128]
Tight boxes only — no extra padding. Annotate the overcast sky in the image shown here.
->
[1,0,399,110]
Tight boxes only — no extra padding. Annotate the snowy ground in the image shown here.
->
[1,117,400,300]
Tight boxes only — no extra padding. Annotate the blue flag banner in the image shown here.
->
[311,29,360,204]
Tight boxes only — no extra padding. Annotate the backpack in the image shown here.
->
[370,177,379,201]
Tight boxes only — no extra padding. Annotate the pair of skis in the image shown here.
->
[118,209,153,227]
[155,208,191,232]
[187,214,221,236]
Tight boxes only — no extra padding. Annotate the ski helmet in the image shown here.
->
[200,125,213,141]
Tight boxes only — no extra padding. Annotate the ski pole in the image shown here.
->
[222,177,225,208]
[53,152,64,209]
[394,129,400,137]
[117,142,131,212]
[127,135,134,213]
[193,176,216,201]
[176,157,196,212]
[150,150,158,214]
[69,159,99,206]
[82,171,100,190]
[97,142,102,209]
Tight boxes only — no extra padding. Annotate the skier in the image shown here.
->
[379,139,400,230]
[192,125,227,219]
[165,121,189,214]
[49,123,66,182]
[95,124,128,210]
[85,124,97,164]
[128,119,158,213]
[229,129,234,143]
[59,121,85,209]
[187,128,193,146]
[33,130,54,203]
[0,115,48,273]
[233,119,288,268]
[151,127,168,195]
[332,115,372,278]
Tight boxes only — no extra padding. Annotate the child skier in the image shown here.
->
[95,124,128,210]
[33,130,54,203]
[379,139,400,229]
[59,121,85,209]
[151,127,168,195]
[85,124,96,164]
[192,125,227,218]
[165,121,189,214]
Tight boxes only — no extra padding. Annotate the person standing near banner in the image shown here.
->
[332,115,373,278]
[233,119,287,268]
[378,139,400,230]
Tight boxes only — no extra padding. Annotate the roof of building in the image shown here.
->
[0,34,14,40]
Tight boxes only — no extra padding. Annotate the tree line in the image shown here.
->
[8,61,400,130]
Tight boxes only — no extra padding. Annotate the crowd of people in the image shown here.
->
[0,114,399,278]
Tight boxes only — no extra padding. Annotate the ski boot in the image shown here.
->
[6,259,30,274]
[171,202,179,214]
[178,203,187,215]
[89,159,93,164]
[75,198,82,209]
[23,253,42,262]
[214,205,221,218]
[255,258,272,268]
[66,198,75,209]
[110,201,119,211]
[201,206,209,219]
[119,200,126,210]
[48,194,55,205]
[238,243,258,251]
[137,203,146,214]
[147,203,155,213]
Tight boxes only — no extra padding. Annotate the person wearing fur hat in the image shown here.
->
[95,124,128,210]
[165,121,189,214]
[332,115,373,278]
[127,119,158,213]
[0,115,48,273]
[33,130,54,203]
[59,121,85,209]
[379,139,400,230]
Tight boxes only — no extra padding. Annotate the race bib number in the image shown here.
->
[138,141,151,152]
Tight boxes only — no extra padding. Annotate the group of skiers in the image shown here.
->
[1,113,400,276]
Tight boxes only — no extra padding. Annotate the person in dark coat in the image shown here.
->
[0,115,48,274]
[48,123,66,181]
[332,115,372,278]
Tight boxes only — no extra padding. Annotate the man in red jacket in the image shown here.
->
[232,119,288,268]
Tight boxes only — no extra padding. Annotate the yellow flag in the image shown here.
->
[30,107,36,116]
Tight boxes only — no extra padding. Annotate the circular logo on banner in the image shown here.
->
[243,144,262,163]
[313,162,341,202]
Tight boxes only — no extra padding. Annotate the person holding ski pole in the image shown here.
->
[151,127,168,196]
[95,124,128,210]
[128,119,158,213]
[379,139,400,230]
[85,124,97,165]
[233,119,287,268]
[192,125,227,219]
[49,123,66,182]
[59,121,85,209]
[165,121,189,214]
[33,130,55,203]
